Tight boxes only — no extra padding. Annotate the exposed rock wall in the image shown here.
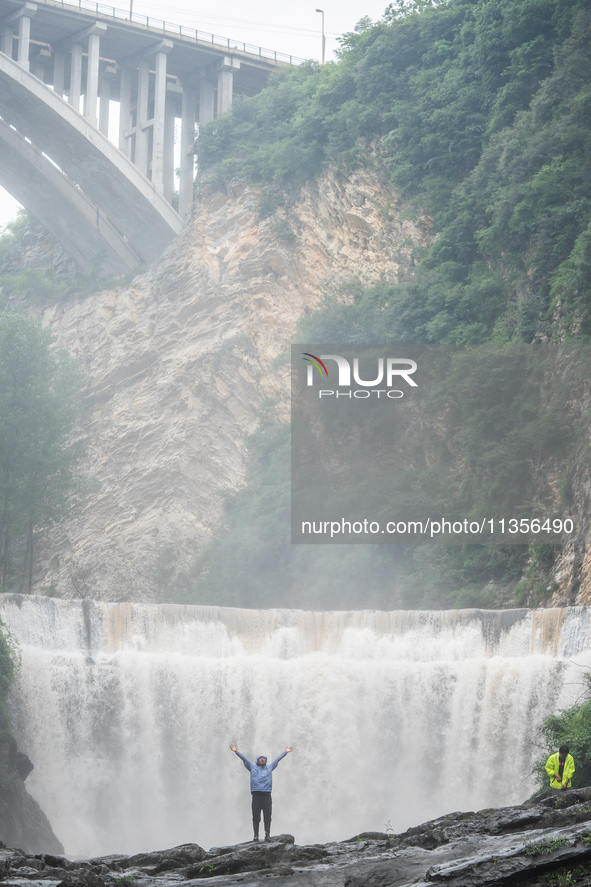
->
[553,537,591,607]
[0,219,78,283]
[548,433,591,607]
[0,740,62,856]
[38,164,432,601]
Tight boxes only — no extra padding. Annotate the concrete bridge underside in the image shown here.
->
[0,52,183,272]
[0,0,292,274]
[0,116,141,271]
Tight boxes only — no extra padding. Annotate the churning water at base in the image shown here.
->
[2,595,591,857]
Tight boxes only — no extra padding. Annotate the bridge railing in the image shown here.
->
[46,0,305,64]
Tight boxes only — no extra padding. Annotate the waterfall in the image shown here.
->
[1,594,590,858]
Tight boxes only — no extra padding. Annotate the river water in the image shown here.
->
[1,594,590,856]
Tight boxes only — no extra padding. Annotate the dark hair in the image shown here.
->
[559,745,569,755]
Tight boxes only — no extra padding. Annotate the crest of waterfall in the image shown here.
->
[1,594,590,857]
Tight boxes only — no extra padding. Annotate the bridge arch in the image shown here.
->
[0,51,181,272]
[0,0,296,272]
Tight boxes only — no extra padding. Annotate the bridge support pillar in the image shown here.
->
[31,46,49,79]
[136,59,150,177]
[98,66,115,136]
[53,50,65,96]
[199,79,214,124]
[218,57,240,115]
[1,27,13,58]
[163,94,176,203]
[217,59,237,116]
[17,12,32,70]
[179,85,196,219]
[84,31,101,126]
[69,42,82,111]
[151,45,172,194]
[119,67,132,157]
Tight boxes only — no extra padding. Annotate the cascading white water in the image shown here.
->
[2,594,591,858]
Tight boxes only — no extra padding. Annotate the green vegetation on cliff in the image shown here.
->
[535,673,591,791]
[202,0,591,344]
[0,210,120,306]
[185,0,591,610]
[0,313,85,593]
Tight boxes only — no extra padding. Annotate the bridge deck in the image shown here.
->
[0,0,299,97]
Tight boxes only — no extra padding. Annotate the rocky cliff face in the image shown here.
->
[552,533,591,607]
[0,740,62,856]
[38,164,432,601]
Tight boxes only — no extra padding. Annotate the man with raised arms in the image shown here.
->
[230,744,293,842]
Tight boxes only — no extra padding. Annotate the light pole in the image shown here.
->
[316,8,325,65]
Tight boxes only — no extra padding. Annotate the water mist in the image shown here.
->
[2,595,590,857]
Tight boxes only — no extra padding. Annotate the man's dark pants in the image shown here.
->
[252,791,272,836]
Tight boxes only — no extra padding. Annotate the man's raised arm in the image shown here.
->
[270,746,293,770]
[230,744,253,770]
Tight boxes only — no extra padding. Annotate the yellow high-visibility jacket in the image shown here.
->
[545,752,575,789]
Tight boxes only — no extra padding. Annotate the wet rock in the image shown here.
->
[119,843,208,873]
[0,740,63,856]
[9,738,34,782]
[0,793,590,886]
[14,752,34,782]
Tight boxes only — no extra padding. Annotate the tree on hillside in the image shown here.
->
[384,0,444,19]
[0,312,85,593]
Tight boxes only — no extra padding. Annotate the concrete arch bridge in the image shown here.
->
[0,0,298,273]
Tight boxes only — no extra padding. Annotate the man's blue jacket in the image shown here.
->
[236,751,287,792]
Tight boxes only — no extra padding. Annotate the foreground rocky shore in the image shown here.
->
[3,790,591,887]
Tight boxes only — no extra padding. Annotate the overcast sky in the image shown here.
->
[0,0,391,231]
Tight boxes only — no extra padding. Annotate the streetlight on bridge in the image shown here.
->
[316,9,325,65]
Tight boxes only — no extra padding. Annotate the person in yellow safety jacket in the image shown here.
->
[545,745,575,790]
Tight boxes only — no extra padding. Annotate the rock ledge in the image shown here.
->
[3,790,591,885]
